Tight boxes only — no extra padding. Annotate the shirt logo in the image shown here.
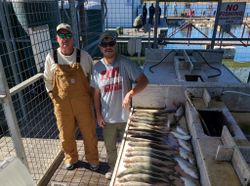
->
[100,67,122,92]
[104,82,122,92]
[101,67,119,80]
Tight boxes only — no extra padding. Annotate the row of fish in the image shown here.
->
[114,106,200,186]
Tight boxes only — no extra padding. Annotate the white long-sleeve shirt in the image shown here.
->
[43,48,93,92]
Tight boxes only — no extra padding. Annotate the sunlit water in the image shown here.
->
[143,2,250,81]
[161,2,250,62]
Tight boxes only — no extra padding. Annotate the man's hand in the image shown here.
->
[97,114,105,128]
[122,92,132,108]
[48,91,53,99]
[122,74,148,108]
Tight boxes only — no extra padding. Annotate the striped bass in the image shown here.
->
[179,147,195,164]
[129,126,166,134]
[123,162,176,175]
[133,108,169,113]
[127,136,153,143]
[178,139,192,152]
[130,134,163,142]
[130,118,166,125]
[129,128,166,135]
[132,114,167,121]
[127,129,164,138]
[176,126,188,135]
[131,115,164,122]
[123,156,173,166]
[181,176,199,186]
[127,136,179,150]
[117,167,167,178]
[123,156,174,167]
[118,173,171,184]
[133,111,168,117]
[127,146,178,157]
[123,156,163,164]
[171,131,191,141]
[128,141,172,151]
[125,150,173,162]
[174,157,199,179]
[129,121,165,129]
[164,133,180,149]
[115,181,154,186]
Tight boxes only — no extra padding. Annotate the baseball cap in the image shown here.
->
[56,23,72,33]
[99,31,118,43]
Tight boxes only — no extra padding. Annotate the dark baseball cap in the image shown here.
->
[99,31,118,43]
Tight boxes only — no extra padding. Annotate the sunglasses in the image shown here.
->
[100,41,116,48]
[57,32,72,39]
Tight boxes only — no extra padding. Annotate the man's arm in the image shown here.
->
[43,54,54,93]
[122,73,149,108]
[93,88,105,128]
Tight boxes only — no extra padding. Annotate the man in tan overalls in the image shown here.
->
[43,23,99,170]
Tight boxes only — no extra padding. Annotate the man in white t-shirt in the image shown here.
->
[91,31,148,179]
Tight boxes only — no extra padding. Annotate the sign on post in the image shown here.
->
[218,2,246,26]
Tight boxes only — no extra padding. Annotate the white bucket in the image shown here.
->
[0,157,35,186]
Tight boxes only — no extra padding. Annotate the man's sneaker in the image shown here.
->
[105,171,113,180]
[89,164,99,171]
[64,163,75,170]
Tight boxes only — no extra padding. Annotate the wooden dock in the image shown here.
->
[117,31,250,46]
[49,140,113,186]
[166,16,214,21]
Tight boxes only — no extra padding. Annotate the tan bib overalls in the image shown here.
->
[51,62,99,165]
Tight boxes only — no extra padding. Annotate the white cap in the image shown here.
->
[56,23,72,33]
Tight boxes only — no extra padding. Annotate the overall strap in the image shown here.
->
[76,49,81,63]
[53,49,58,64]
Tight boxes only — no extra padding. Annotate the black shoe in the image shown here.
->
[64,163,75,170]
[89,164,99,171]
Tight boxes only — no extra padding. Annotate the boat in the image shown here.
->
[214,46,236,59]
[110,48,250,186]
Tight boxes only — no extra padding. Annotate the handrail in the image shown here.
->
[0,94,6,103]
[9,73,43,96]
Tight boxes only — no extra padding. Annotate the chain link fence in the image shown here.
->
[0,0,100,184]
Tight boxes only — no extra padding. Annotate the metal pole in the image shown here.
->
[0,58,28,168]
[56,0,61,23]
[0,1,21,85]
[164,1,167,17]
[79,0,86,48]
[69,0,80,48]
[0,0,27,120]
[247,71,250,83]
[101,0,105,31]
[153,0,159,49]
[210,0,222,49]
[102,0,108,29]
[60,0,64,22]
[148,29,151,48]
[132,0,134,28]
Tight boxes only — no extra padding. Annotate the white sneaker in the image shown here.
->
[105,171,112,180]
